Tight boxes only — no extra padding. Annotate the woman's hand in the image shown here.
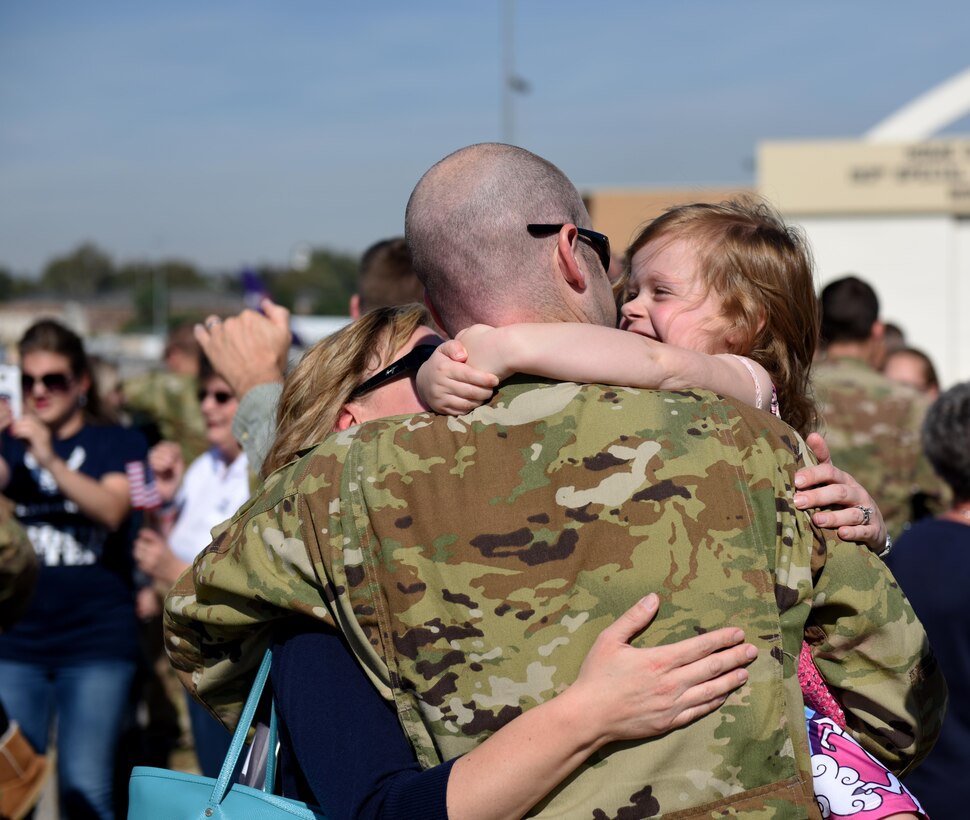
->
[10,415,56,469]
[148,441,185,504]
[416,338,498,416]
[133,527,186,588]
[794,432,888,553]
[447,594,758,820]
[565,593,758,742]
[0,400,13,434]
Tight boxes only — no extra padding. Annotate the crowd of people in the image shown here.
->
[0,142,966,820]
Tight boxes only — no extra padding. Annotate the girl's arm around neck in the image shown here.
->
[462,323,772,411]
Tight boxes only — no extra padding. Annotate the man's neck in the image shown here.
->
[825,340,877,369]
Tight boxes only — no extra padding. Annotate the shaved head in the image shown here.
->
[405,143,612,334]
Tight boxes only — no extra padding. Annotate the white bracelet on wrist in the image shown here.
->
[877,534,893,558]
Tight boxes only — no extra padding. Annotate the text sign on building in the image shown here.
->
[758,139,970,215]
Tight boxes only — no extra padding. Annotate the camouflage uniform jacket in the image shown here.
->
[165,379,945,819]
[123,371,208,463]
[811,356,947,540]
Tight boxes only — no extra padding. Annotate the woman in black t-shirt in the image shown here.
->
[0,319,147,820]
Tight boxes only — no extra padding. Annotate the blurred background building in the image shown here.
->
[586,69,970,387]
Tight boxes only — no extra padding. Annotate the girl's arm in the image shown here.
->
[418,323,772,416]
[419,325,889,555]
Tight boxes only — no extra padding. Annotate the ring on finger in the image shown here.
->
[205,316,221,330]
[857,505,872,526]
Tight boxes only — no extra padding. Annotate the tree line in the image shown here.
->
[0,242,360,330]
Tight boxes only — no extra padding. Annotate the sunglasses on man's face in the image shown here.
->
[197,389,234,405]
[349,344,439,399]
[527,224,612,273]
[21,372,73,394]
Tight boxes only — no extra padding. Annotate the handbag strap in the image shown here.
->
[264,697,280,792]
[209,648,274,806]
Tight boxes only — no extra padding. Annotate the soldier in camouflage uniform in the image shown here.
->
[812,277,947,542]
[123,323,209,463]
[165,145,945,818]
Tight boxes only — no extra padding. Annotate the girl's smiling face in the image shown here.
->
[620,238,731,355]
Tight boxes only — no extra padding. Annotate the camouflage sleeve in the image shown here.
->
[231,382,282,475]
[0,496,38,631]
[123,372,209,462]
[807,532,947,775]
[162,464,338,731]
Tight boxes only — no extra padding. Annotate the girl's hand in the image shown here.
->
[793,432,888,553]
[416,340,498,416]
[10,415,55,469]
[148,441,185,503]
[566,594,758,743]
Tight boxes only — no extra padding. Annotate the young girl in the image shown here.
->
[418,198,926,820]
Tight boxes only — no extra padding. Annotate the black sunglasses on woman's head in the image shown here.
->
[349,344,439,399]
[527,224,612,273]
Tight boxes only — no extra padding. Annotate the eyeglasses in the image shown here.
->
[22,372,73,393]
[527,224,612,273]
[349,344,439,399]
[197,389,235,405]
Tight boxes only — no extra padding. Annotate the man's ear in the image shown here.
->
[555,224,587,292]
[870,319,885,342]
[334,405,361,432]
[348,293,361,321]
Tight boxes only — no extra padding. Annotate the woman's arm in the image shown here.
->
[276,595,757,820]
[0,401,13,490]
[445,594,756,820]
[9,416,130,529]
[418,323,772,416]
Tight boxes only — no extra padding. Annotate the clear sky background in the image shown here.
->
[2,1,968,277]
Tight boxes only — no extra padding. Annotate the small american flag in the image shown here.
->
[125,460,163,510]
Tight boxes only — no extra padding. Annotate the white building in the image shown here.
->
[587,68,970,388]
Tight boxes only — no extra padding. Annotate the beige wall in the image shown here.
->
[758,138,970,215]
[584,187,752,257]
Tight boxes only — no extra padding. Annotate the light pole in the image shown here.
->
[502,0,529,145]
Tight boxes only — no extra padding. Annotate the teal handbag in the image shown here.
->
[128,649,327,819]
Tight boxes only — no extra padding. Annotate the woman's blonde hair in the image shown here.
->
[626,197,819,436]
[262,303,433,476]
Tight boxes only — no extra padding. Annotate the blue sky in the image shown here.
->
[2,1,968,276]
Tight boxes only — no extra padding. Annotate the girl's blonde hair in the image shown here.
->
[262,303,433,476]
[626,197,819,436]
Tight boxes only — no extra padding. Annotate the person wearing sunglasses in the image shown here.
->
[167,145,943,820]
[132,358,251,778]
[0,319,149,820]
